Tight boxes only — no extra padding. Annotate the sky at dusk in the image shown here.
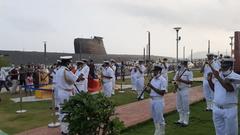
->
[1,0,239,58]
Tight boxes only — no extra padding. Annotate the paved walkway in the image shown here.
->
[16,86,204,135]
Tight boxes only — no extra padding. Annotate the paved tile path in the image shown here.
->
[16,86,204,135]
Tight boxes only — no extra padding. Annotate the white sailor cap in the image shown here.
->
[81,59,88,63]
[103,60,110,64]
[206,53,215,56]
[110,59,116,62]
[152,64,162,71]
[60,56,72,60]
[180,59,189,65]
[76,60,84,64]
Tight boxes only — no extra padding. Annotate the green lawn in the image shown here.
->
[121,101,215,135]
[0,93,52,135]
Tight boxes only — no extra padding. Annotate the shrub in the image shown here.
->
[62,92,124,135]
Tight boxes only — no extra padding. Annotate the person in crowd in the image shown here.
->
[110,59,116,95]
[160,58,169,89]
[120,61,126,82]
[9,67,19,94]
[101,61,114,97]
[135,60,146,100]
[25,72,34,96]
[173,60,193,127]
[130,63,137,91]
[0,66,10,92]
[75,60,87,93]
[200,53,220,111]
[207,56,240,135]
[55,56,83,134]
[147,65,167,135]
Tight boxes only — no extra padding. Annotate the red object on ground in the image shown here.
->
[88,78,102,93]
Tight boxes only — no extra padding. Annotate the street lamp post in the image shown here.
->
[229,36,234,57]
[43,41,47,65]
[173,27,181,63]
[147,31,151,62]
[183,46,185,59]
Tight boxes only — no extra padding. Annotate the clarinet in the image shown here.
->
[137,76,154,101]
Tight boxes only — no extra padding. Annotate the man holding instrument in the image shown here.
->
[146,65,167,135]
[173,60,193,127]
[56,56,86,134]
[200,53,220,111]
[207,57,240,135]
[136,60,146,100]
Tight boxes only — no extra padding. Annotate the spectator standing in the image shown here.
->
[10,67,19,94]
[0,66,10,92]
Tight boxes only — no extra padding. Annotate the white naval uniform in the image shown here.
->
[136,64,146,99]
[174,68,193,125]
[56,66,78,134]
[75,65,89,93]
[102,66,114,97]
[160,63,169,90]
[150,75,167,135]
[203,61,220,110]
[82,64,89,92]
[51,68,59,108]
[130,67,137,90]
[111,65,116,95]
[212,71,240,135]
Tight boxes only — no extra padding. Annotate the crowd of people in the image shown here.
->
[0,52,240,135]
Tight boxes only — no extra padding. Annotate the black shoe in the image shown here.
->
[61,132,68,135]
[174,121,182,125]
[205,108,212,112]
[180,123,188,127]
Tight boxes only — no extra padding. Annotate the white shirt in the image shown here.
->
[213,71,240,105]
[150,75,167,97]
[174,68,193,89]
[111,65,116,77]
[82,64,90,79]
[160,63,169,80]
[55,66,78,90]
[203,61,220,79]
[102,66,114,83]
[51,68,59,84]
[136,64,146,79]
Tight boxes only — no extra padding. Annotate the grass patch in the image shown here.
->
[121,101,216,135]
[0,93,52,135]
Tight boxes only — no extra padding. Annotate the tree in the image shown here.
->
[62,92,124,135]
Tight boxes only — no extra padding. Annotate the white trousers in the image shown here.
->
[11,80,18,93]
[103,82,112,97]
[176,88,189,114]
[151,99,165,125]
[84,79,88,92]
[203,79,214,109]
[75,83,86,93]
[58,89,73,134]
[176,88,189,124]
[136,78,144,99]
[112,77,116,94]
[131,76,136,90]
[212,105,238,135]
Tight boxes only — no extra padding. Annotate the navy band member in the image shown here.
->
[147,65,167,135]
[101,61,114,97]
[174,59,193,127]
[200,53,220,111]
[208,57,240,135]
[135,60,146,100]
[56,56,85,134]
